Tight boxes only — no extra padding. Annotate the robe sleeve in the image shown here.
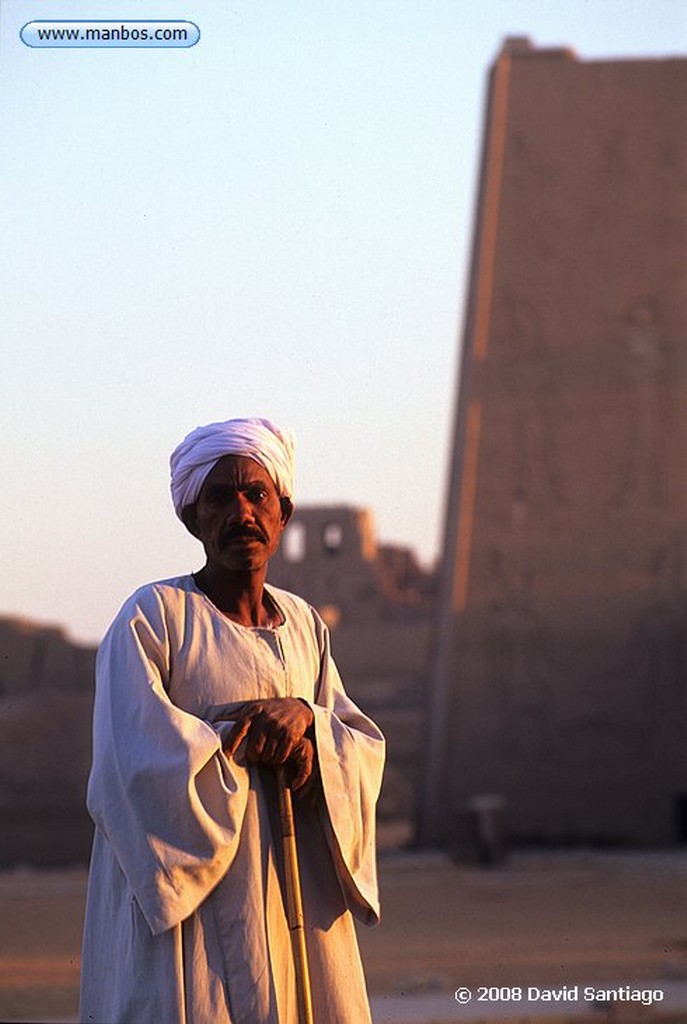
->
[307,609,385,926]
[86,586,250,936]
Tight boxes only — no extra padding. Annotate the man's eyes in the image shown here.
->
[207,486,268,503]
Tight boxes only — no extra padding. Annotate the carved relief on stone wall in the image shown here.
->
[491,296,566,519]
[584,129,637,230]
[492,293,674,515]
[654,139,687,245]
[610,298,672,509]
[480,550,557,761]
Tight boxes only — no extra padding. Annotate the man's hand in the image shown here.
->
[219,698,316,789]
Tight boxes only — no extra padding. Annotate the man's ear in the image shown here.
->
[280,497,294,528]
[181,504,201,539]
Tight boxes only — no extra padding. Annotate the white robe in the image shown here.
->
[79,576,385,1024]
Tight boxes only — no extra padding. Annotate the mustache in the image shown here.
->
[221,524,267,544]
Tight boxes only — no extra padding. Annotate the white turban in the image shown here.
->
[170,417,296,520]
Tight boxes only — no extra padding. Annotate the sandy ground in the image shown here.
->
[0,845,686,1023]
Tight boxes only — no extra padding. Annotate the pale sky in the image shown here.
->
[1,0,685,643]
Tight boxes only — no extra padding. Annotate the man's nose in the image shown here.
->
[225,493,253,522]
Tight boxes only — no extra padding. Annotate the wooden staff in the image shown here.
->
[276,766,314,1024]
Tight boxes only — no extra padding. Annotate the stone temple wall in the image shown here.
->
[0,619,95,865]
[420,39,687,849]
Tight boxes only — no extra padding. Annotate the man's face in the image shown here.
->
[183,455,292,574]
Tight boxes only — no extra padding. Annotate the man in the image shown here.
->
[79,417,385,1024]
